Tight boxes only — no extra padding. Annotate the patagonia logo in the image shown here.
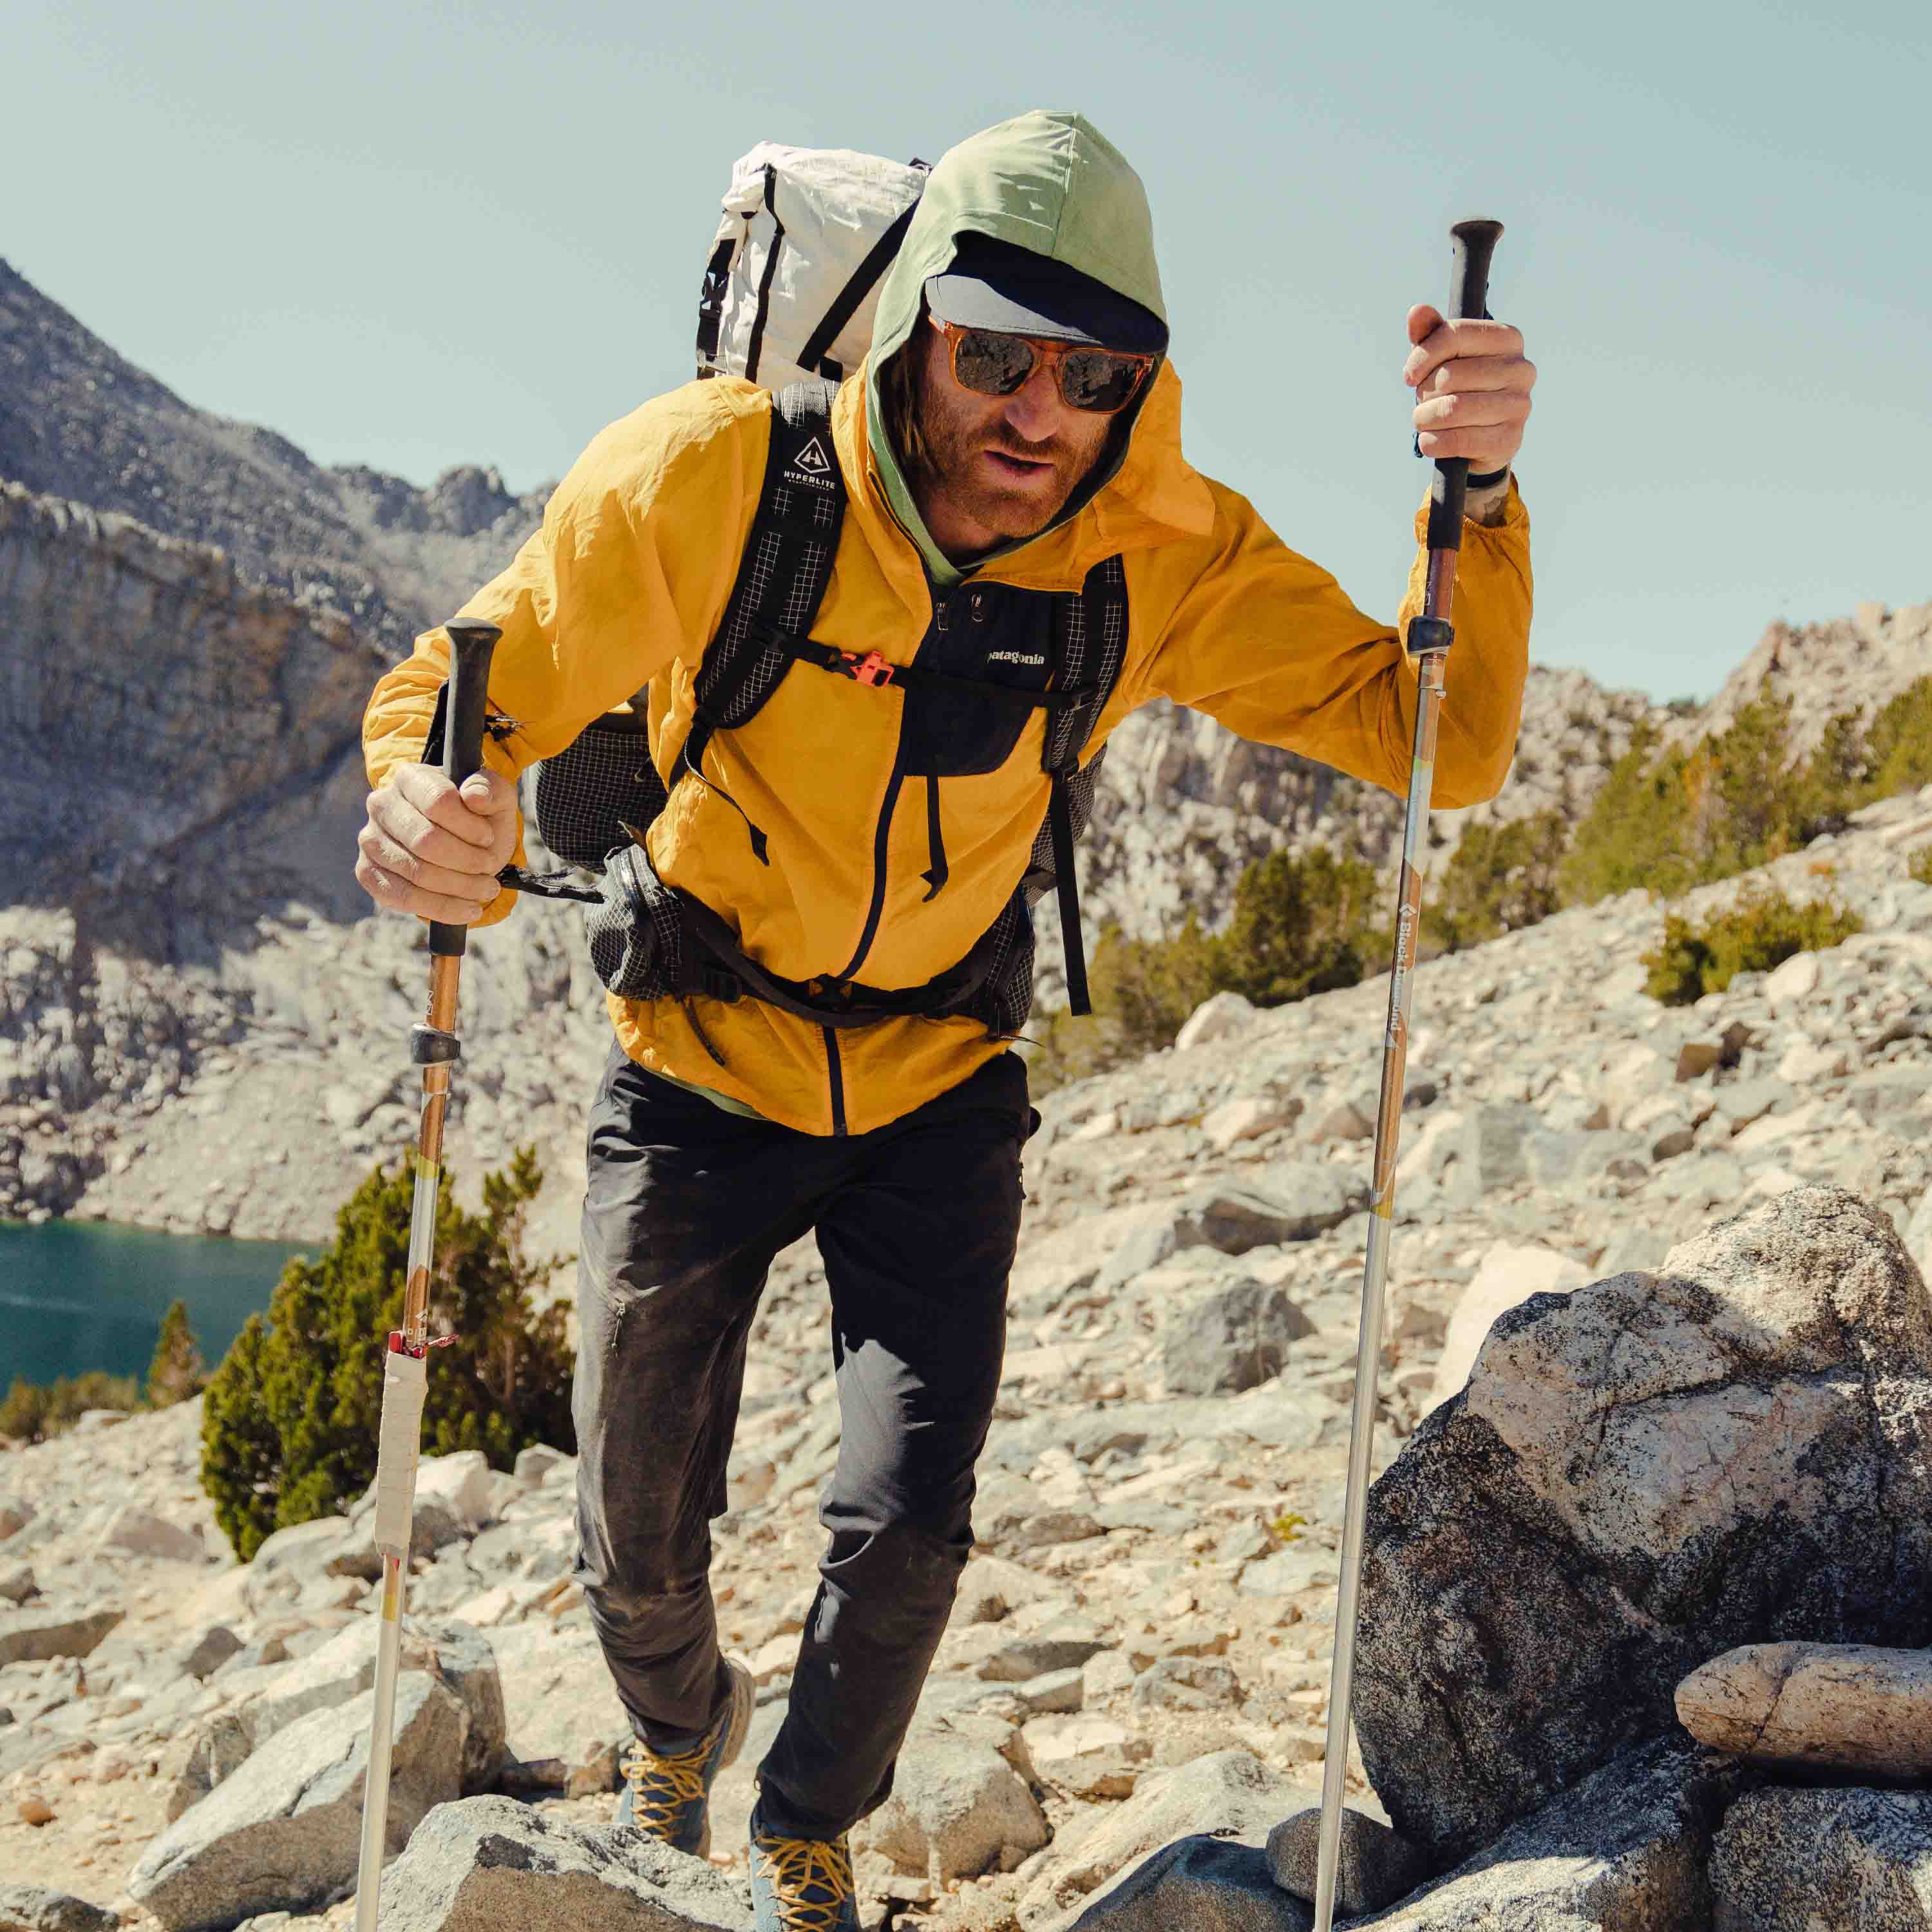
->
[786,436,835,488]
[987,650,1046,667]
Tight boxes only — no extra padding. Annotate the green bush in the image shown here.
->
[1028,916,1225,1096]
[0,1370,144,1444]
[200,1146,575,1562]
[1866,677,1932,799]
[147,1299,207,1409]
[1640,884,1863,1006]
[1911,843,1932,888]
[1217,845,1389,1005]
[1422,807,1567,954]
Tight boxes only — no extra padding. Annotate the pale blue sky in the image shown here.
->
[8,0,1927,701]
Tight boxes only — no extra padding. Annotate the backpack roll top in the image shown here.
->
[697,146,927,388]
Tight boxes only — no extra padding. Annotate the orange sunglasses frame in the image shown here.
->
[931,316,1157,414]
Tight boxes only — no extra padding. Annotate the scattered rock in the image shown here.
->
[0,1884,119,1932]
[374,1794,754,1931]
[1160,1277,1314,1396]
[129,1672,465,1929]
[857,1733,1049,1879]
[1265,1807,1433,1916]
[1677,1640,1932,1776]
[91,1505,207,1565]
[0,1606,123,1667]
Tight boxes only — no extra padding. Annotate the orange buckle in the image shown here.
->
[840,650,895,688]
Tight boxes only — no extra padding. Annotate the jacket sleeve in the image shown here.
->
[361,383,764,926]
[1139,475,1532,808]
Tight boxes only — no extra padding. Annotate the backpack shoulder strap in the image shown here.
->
[676,381,846,858]
[1038,554,1130,1014]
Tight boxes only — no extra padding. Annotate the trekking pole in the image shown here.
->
[354,618,502,1932]
[1312,219,1502,1932]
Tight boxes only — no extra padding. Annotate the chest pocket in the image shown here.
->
[897,582,1057,779]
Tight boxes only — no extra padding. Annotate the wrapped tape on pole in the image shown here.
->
[373,1350,428,1555]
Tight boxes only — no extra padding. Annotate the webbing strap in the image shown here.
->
[1048,773,1090,1015]
[795,193,924,382]
[743,165,785,386]
[678,889,1000,1027]
[775,632,1089,710]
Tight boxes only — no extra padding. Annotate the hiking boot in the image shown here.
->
[614,1656,756,1857]
[748,1808,861,1932]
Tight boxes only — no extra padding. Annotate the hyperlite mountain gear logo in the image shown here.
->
[787,435,835,489]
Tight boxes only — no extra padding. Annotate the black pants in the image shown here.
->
[570,1041,1032,1842]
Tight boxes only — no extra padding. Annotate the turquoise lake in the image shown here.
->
[0,1220,314,1389]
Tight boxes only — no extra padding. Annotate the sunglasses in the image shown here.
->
[932,317,1156,415]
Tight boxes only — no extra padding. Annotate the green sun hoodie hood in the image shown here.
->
[864,109,1168,589]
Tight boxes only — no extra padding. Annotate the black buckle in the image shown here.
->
[697,961,743,1005]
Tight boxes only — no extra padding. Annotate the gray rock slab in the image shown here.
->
[1238,1546,1339,1598]
[1354,1186,1932,1863]
[1358,1738,1755,1929]
[129,1671,464,1930]
[1063,1837,1311,1931]
[413,1620,507,1794]
[0,1884,120,1932]
[1023,1749,1311,1927]
[0,1606,122,1666]
[1710,1786,1932,1930]
[1181,1171,1367,1254]
[375,1795,753,1931]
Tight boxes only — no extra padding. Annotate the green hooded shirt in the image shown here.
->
[864,109,1170,589]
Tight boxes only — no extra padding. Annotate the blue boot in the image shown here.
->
[748,1804,862,1931]
[613,1657,755,1857]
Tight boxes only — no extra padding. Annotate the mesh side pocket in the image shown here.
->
[531,719,669,871]
[583,846,685,1001]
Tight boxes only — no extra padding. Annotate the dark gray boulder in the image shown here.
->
[1066,1837,1311,1930]
[1353,1186,1932,1861]
[1710,1786,1932,1930]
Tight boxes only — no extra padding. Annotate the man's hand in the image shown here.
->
[355,764,517,923]
[1403,305,1535,473]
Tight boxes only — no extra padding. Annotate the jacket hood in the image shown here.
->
[864,109,1171,586]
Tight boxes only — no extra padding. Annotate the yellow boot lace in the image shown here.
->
[618,1732,713,1835]
[752,1832,856,1932]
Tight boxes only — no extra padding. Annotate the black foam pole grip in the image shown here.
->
[429,619,504,959]
[1427,218,1505,554]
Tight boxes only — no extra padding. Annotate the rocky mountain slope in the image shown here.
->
[5,790,1932,1929]
[3,254,1929,1251]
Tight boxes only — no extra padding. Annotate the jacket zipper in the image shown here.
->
[835,590,949,983]
[823,1027,848,1137]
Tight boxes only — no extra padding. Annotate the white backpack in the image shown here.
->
[696,144,927,390]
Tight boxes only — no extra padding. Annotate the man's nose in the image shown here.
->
[999,363,1065,443]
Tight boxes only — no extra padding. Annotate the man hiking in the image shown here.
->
[357,109,1534,1932]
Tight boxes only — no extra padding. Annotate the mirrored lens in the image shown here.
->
[1061,350,1143,412]
[952,330,1037,396]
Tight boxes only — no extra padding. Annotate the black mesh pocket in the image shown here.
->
[532,717,670,871]
[583,845,686,1001]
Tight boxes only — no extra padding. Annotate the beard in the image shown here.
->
[908,377,1107,543]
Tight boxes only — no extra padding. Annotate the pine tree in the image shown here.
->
[146,1299,207,1410]
[200,1146,575,1561]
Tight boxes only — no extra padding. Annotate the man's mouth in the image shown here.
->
[983,449,1054,481]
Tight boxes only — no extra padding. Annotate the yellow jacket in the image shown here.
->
[363,361,1531,1137]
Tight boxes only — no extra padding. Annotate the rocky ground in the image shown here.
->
[5,789,1932,1927]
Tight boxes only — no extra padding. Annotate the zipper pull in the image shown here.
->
[934,596,950,634]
